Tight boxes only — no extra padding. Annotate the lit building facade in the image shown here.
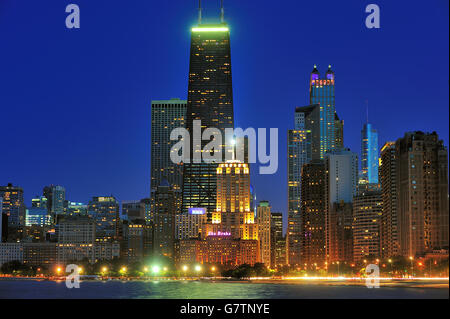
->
[26,207,51,227]
[361,123,379,184]
[0,183,26,227]
[153,181,176,258]
[123,222,152,263]
[379,142,399,258]
[151,98,186,213]
[325,148,358,263]
[353,186,382,261]
[309,65,336,159]
[287,106,313,266]
[87,196,120,242]
[256,201,271,267]
[300,160,326,268]
[43,185,65,219]
[270,212,285,268]
[175,210,207,240]
[122,200,144,223]
[395,132,448,257]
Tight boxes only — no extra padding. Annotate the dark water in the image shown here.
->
[0,280,448,299]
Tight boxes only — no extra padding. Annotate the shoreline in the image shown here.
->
[0,276,448,289]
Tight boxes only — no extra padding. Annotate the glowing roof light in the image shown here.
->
[192,27,229,32]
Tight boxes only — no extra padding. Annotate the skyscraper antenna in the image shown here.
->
[198,0,202,24]
[220,0,225,23]
[366,100,369,124]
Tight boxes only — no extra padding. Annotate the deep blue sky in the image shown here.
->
[0,1,448,231]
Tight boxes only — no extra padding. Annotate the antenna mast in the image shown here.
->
[220,0,225,23]
[366,100,369,124]
[198,0,202,24]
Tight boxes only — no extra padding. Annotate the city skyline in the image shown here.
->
[0,0,449,233]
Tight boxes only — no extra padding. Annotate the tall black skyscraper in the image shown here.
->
[181,4,234,217]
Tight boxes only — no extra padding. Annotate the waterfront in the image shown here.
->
[0,279,448,299]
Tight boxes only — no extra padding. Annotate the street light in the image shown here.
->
[195,265,202,273]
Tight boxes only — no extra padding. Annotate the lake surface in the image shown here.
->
[0,279,448,299]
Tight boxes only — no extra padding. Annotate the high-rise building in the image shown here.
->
[257,201,271,266]
[324,148,358,263]
[353,185,382,261]
[64,201,88,216]
[395,132,448,257]
[153,181,176,258]
[140,198,152,224]
[56,216,119,264]
[286,106,313,266]
[309,65,336,159]
[0,183,26,227]
[205,162,257,240]
[175,210,207,240]
[179,159,259,266]
[181,19,235,218]
[335,113,344,149]
[300,160,326,268]
[87,196,120,242]
[31,196,48,209]
[57,215,96,244]
[43,185,66,219]
[151,98,187,212]
[123,221,153,264]
[361,123,379,184]
[379,142,399,258]
[270,212,285,268]
[25,207,51,227]
[122,201,144,223]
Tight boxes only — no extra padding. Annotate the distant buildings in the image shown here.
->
[43,185,65,219]
[361,123,379,184]
[122,200,144,223]
[64,201,88,216]
[25,207,51,227]
[87,196,120,242]
[0,183,26,227]
[257,201,271,267]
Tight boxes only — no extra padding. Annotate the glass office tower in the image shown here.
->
[309,65,336,159]
[361,123,379,184]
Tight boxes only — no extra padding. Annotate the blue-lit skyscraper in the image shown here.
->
[361,123,379,184]
[309,65,336,159]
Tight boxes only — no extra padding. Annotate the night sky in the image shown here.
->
[0,0,448,231]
